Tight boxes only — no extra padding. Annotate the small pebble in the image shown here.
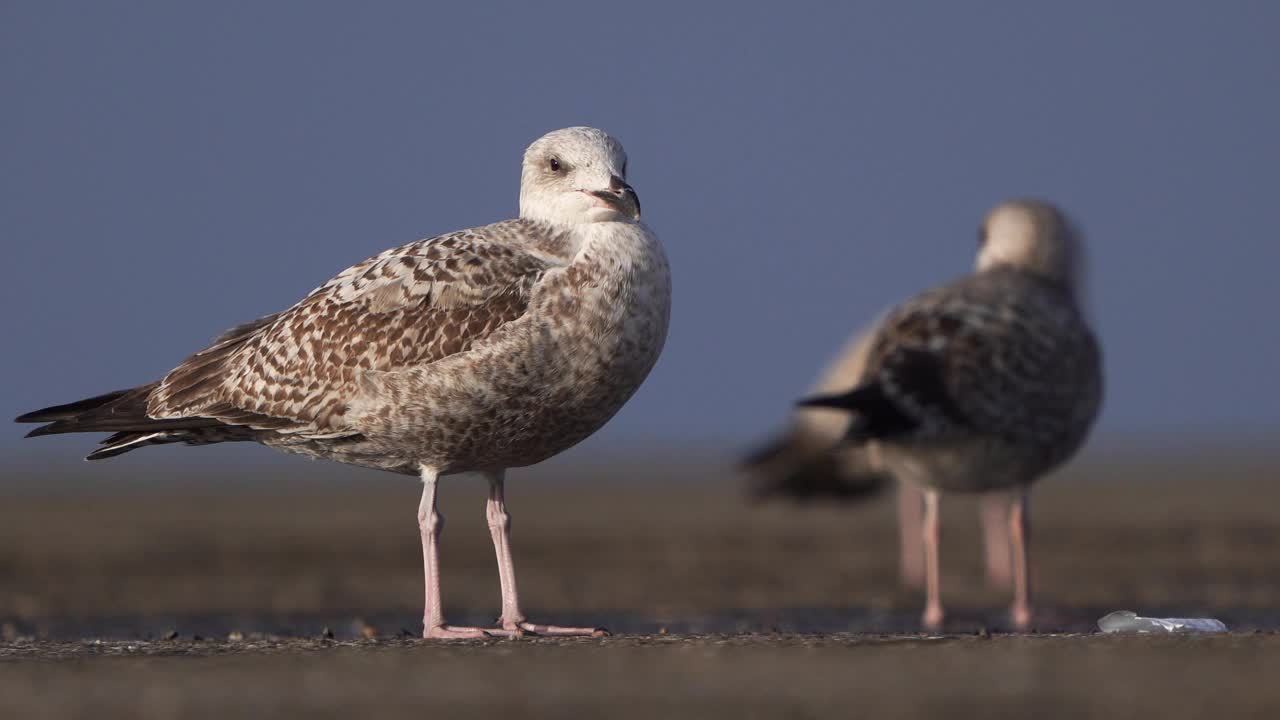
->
[321,627,335,640]
[163,630,179,641]
[228,631,244,642]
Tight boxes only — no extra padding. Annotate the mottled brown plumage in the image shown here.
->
[142,221,570,463]
[18,126,670,638]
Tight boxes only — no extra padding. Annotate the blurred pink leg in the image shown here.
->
[1009,489,1033,630]
[921,488,945,632]
[981,492,1014,591]
[418,466,491,639]
[486,472,607,637]
[897,485,925,589]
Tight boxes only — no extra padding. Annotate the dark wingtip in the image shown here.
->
[23,423,61,438]
[14,389,134,424]
[795,392,852,410]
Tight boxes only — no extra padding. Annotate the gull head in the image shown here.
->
[519,127,639,225]
[976,199,1083,291]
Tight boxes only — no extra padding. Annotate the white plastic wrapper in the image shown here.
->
[1097,610,1228,634]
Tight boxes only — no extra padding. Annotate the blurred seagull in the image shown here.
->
[744,323,1019,593]
[16,127,671,639]
[797,199,1102,631]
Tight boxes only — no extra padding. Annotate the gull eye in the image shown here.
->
[548,157,562,173]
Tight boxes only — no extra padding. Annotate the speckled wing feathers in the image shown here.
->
[865,270,1102,451]
[148,220,565,438]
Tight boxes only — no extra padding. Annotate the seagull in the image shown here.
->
[744,323,1018,593]
[797,199,1102,631]
[16,126,671,639]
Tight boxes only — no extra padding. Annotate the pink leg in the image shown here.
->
[921,488,945,632]
[897,484,925,589]
[417,466,492,639]
[485,472,607,637]
[981,492,1014,591]
[1008,488,1033,630]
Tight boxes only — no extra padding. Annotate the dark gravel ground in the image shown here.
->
[1,447,1278,717]
[4,634,1279,719]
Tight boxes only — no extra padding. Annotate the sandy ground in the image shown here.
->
[1,447,1278,717]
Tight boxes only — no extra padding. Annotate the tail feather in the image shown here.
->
[16,383,232,459]
[23,415,220,439]
[796,383,918,440]
[18,382,223,439]
[742,429,892,502]
[15,389,133,423]
[85,432,170,460]
[795,384,881,412]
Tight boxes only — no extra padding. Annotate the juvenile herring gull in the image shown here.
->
[798,199,1102,631]
[16,126,671,639]
[744,322,1018,592]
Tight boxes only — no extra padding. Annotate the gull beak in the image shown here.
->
[589,175,641,220]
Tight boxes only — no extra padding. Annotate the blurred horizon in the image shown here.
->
[3,429,1275,491]
[4,2,1279,469]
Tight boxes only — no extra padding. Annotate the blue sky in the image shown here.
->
[3,1,1278,465]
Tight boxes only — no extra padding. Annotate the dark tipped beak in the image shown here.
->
[589,175,641,220]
